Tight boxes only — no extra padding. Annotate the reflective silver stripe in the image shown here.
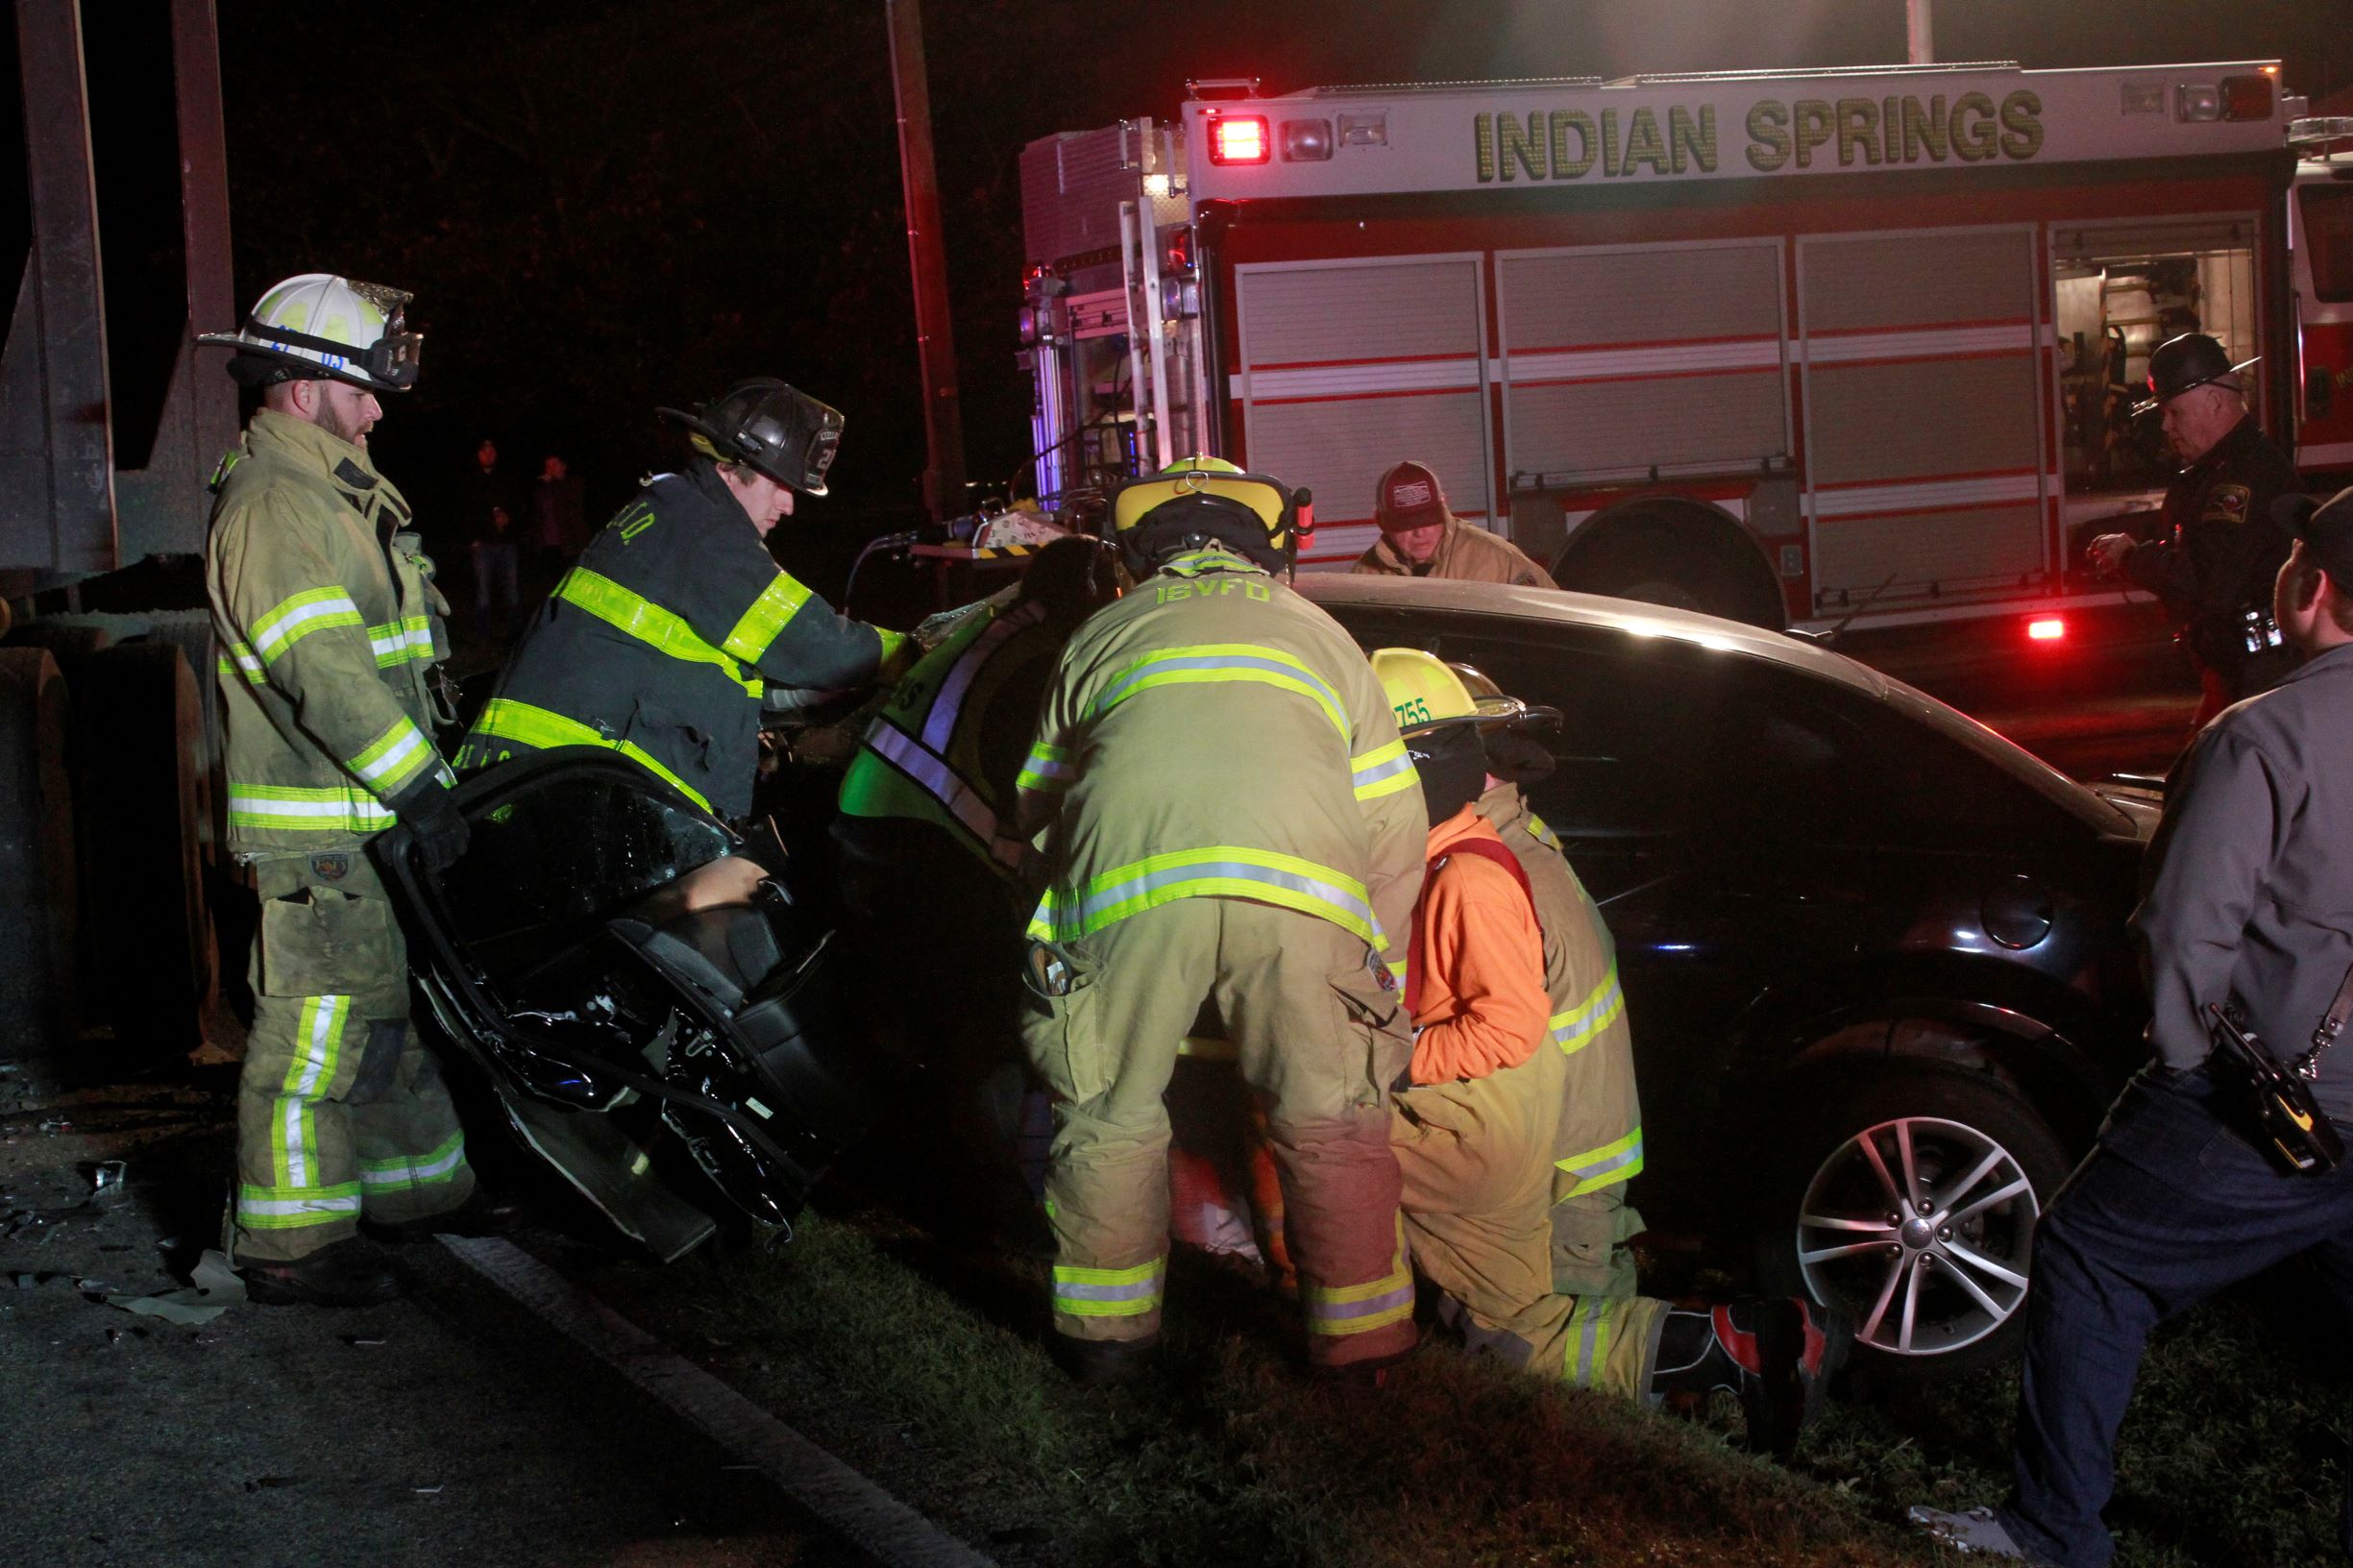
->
[865,722,1002,849]
[920,606,1038,753]
[237,1192,362,1217]
[285,996,347,1188]
[359,1135,467,1186]
[1303,1282,1414,1322]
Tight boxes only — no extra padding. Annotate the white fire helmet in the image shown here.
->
[198,273,423,393]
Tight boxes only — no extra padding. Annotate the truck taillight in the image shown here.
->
[1208,114,1270,165]
[2026,617,2067,644]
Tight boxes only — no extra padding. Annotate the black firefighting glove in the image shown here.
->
[386,772,471,873]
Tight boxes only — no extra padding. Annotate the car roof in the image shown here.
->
[1292,571,2139,837]
[1293,573,1894,700]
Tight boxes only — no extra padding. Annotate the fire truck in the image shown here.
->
[2292,115,2353,486]
[1016,60,2296,635]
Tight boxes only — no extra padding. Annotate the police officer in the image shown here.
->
[201,274,513,1307]
[458,380,906,820]
[1916,487,2353,1562]
[1017,457,1426,1384]
[2086,333,2299,726]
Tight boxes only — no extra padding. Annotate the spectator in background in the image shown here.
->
[527,453,589,599]
[464,437,523,641]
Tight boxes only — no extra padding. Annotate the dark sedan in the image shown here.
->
[1299,574,2160,1379]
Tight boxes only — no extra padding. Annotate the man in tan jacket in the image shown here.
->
[1351,460,1549,585]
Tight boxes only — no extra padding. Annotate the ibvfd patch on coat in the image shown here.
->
[309,851,351,882]
[2204,483,2251,526]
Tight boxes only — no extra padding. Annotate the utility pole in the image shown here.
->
[1906,0,1933,65]
[884,0,967,523]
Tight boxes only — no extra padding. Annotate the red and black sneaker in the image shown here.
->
[1649,1297,1851,1458]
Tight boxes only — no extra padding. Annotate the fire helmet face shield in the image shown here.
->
[658,379,846,497]
[1111,456,1301,574]
[198,274,423,392]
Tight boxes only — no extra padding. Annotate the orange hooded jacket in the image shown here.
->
[1406,804,1551,1085]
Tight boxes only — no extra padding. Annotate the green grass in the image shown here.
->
[580,1207,1931,1566]
[575,1200,2353,1566]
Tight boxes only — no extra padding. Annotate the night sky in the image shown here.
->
[203,0,2353,569]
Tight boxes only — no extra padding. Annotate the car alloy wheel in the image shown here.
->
[1794,1113,2041,1360]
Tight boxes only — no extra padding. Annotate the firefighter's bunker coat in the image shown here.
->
[1017,544,1426,1367]
[207,409,476,1261]
[1392,803,1668,1395]
[1351,516,1550,586]
[1476,784,1647,1297]
[458,462,902,819]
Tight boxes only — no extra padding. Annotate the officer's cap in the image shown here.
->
[2133,332,2258,416]
[2273,486,2353,590]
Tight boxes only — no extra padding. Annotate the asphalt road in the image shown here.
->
[0,1077,882,1568]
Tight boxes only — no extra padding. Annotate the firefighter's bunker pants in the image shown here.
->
[1549,1002,1646,1299]
[1023,896,1417,1369]
[1395,1051,1670,1396]
[231,855,475,1262]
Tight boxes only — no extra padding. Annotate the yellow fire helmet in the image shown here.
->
[1371,648,1483,737]
[1110,454,1302,575]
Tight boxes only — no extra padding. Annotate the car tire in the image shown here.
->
[1756,1062,2072,1383]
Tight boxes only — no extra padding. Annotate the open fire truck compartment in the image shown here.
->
[1017,60,2296,633]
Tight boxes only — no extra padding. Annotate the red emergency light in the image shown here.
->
[2026,616,2067,643]
[1208,114,1270,166]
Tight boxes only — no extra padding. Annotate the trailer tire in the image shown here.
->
[73,643,210,1054]
[0,649,80,1058]
[1552,498,1788,631]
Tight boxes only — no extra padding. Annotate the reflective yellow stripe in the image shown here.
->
[1349,737,1418,800]
[250,587,362,663]
[463,698,712,812]
[1091,644,1350,737]
[367,615,436,668]
[347,716,437,792]
[216,641,266,686]
[1027,846,1379,947]
[1017,742,1077,794]
[1052,1256,1166,1318]
[1550,965,1624,1056]
[719,573,815,664]
[228,784,396,832]
[1556,1126,1644,1197]
[1304,1220,1413,1335]
[1564,1295,1618,1387]
[554,568,763,698]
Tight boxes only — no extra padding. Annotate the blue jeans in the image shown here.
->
[1998,1064,2353,1566]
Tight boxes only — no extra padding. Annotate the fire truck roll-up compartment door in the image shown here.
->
[1799,227,2050,611]
[1497,238,1790,481]
[1233,255,1493,568]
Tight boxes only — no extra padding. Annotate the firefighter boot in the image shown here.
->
[1648,1298,1851,1458]
[1051,1333,1157,1387]
[238,1237,405,1308]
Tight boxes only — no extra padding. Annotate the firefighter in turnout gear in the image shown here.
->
[457,380,907,819]
[2087,333,2299,727]
[1351,459,1549,585]
[1374,649,1848,1454]
[1449,663,1647,1298]
[200,274,509,1307]
[1017,457,1426,1384]
[832,537,1122,1237]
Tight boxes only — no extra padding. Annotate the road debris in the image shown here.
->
[103,1249,245,1326]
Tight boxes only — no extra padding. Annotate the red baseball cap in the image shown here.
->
[1375,460,1449,532]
